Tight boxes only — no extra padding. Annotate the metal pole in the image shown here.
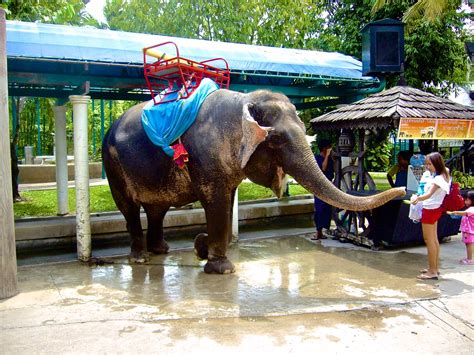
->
[108,100,112,126]
[0,8,19,299]
[11,96,17,157]
[232,187,239,237]
[53,105,69,215]
[36,98,41,156]
[70,95,91,261]
[409,139,414,154]
[11,97,15,135]
[100,99,106,179]
[91,99,96,155]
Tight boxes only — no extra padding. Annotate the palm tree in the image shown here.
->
[371,0,451,22]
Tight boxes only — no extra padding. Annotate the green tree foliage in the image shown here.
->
[320,0,469,95]
[1,0,99,26]
[104,0,324,48]
[4,0,121,162]
[364,130,393,172]
[404,9,468,95]
[318,0,469,171]
[372,0,452,23]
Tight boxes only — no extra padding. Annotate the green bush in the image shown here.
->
[452,170,474,189]
[365,143,392,172]
[364,130,393,172]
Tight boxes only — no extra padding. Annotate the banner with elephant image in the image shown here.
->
[397,118,473,140]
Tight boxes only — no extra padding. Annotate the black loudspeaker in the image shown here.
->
[361,18,404,76]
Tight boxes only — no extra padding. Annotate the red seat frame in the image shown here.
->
[143,42,230,105]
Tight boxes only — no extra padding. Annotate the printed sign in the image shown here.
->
[435,119,471,139]
[397,118,473,140]
[438,140,465,147]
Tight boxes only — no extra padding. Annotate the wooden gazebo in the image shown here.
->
[311,85,474,188]
[310,85,473,247]
[311,85,474,131]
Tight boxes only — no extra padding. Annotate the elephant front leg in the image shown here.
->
[194,188,237,261]
[198,195,236,274]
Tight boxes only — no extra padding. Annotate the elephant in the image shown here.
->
[102,89,405,274]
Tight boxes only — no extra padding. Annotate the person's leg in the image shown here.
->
[420,222,439,278]
[466,242,473,261]
[321,202,332,230]
[433,221,440,272]
[312,197,325,239]
[313,197,320,231]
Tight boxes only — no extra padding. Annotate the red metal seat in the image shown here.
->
[143,42,230,105]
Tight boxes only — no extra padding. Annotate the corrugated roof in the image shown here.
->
[6,20,380,101]
[310,86,474,131]
[6,20,375,81]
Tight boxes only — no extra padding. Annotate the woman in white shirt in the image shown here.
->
[411,152,450,280]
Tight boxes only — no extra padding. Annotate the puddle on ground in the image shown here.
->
[156,306,426,347]
[15,236,438,320]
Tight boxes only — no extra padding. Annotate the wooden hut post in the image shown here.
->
[0,8,19,299]
[358,129,365,191]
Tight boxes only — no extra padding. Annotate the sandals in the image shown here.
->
[459,258,474,265]
[419,269,440,275]
[310,233,327,241]
[416,273,438,280]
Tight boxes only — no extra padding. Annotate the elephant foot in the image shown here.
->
[194,233,209,260]
[148,240,169,255]
[204,257,235,274]
[129,251,150,264]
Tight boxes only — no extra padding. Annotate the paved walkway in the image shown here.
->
[1,229,472,353]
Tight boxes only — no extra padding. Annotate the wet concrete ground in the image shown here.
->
[1,230,473,353]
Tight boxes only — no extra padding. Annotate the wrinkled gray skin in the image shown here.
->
[102,89,405,274]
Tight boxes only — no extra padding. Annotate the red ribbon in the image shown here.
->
[171,142,189,169]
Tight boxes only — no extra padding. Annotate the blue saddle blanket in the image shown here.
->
[141,78,219,157]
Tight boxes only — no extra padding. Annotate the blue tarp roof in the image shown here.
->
[6,21,381,104]
[7,20,372,81]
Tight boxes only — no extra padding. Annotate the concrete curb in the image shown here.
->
[15,196,315,242]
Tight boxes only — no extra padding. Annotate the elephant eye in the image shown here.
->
[268,132,287,148]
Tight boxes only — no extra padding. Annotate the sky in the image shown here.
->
[85,0,107,24]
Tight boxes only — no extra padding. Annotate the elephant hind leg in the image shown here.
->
[125,204,149,263]
[125,205,149,263]
[194,233,209,260]
[110,188,148,263]
[143,204,170,255]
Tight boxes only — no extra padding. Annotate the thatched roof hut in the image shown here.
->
[310,86,474,132]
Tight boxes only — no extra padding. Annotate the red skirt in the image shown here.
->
[421,207,443,224]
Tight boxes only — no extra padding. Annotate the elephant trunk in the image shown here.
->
[283,141,405,211]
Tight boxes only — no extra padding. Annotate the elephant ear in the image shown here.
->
[240,103,273,169]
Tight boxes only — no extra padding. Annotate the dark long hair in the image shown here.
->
[426,152,449,179]
[466,191,474,206]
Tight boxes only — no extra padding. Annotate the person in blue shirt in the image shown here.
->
[311,139,334,241]
[386,150,411,188]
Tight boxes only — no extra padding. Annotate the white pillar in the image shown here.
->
[232,187,239,237]
[0,8,18,299]
[69,95,91,261]
[53,105,68,215]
